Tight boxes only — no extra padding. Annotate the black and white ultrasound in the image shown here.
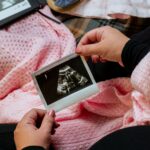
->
[0,0,24,10]
[35,56,93,105]
[57,65,88,95]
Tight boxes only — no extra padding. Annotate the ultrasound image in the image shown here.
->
[35,56,93,105]
[57,65,88,95]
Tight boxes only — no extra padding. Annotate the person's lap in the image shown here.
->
[1,124,150,150]
[0,124,16,150]
[90,126,150,150]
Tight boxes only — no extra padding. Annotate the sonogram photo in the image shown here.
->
[57,65,88,95]
[35,56,93,105]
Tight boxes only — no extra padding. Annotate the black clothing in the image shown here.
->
[121,40,150,74]
[0,124,16,150]
[23,146,45,150]
[90,126,150,150]
[121,26,150,74]
[88,59,130,82]
[1,124,150,150]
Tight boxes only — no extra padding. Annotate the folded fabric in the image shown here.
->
[48,0,150,19]
[55,0,79,8]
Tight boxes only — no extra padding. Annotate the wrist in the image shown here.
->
[118,37,130,64]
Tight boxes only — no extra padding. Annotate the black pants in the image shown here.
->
[1,124,150,150]
[90,126,150,150]
[0,124,55,150]
[0,124,16,150]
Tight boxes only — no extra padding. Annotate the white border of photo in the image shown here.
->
[32,53,99,112]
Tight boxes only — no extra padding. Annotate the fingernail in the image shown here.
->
[76,47,81,54]
[48,110,55,117]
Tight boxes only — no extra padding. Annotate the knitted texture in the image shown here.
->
[131,52,150,101]
[0,6,75,99]
[130,52,150,123]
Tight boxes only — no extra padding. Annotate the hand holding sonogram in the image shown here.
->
[57,65,88,95]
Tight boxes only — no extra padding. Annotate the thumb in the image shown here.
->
[76,43,103,56]
[40,112,54,133]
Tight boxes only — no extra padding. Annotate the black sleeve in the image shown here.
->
[121,39,150,74]
[130,26,150,45]
[22,146,45,150]
[121,26,150,74]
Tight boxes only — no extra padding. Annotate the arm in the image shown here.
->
[122,39,150,74]
[122,27,150,100]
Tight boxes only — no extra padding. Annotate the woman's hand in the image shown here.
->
[14,109,59,150]
[76,26,129,63]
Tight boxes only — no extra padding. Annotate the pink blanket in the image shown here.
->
[50,51,150,149]
[1,6,150,150]
[0,6,76,122]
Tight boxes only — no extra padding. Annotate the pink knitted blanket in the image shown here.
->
[1,6,150,150]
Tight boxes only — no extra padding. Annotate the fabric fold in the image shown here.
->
[48,0,150,19]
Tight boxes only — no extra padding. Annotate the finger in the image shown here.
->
[83,56,90,61]
[99,58,107,63]
[40,111,54,133]
[47,110,60,128]
[78,28,104,46]
[48,110,55,118]
[53,121,60,128]
[50,121,60,135]
[51,129,56,135]
[91,55,100,63]
[76,43,103,56]
[21,109,46,126]
[51,122,60,135]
